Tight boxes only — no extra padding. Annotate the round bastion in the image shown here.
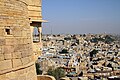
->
[0,0,37,80]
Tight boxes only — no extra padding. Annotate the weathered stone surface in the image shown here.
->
[6,72,17,80]
[4,45,14,54]
[4,53,12,60]
[12,59,22,68]
[29,55,34,62]
[28,0,42,20]
[12,27,22,37]
[0,28,5,36]
[27,71,34,79]
[0,60,12,71]
[0,0,43,80]
[0,38,5,46]
[15,38,23,44]
[26,64,37,80]
[21,50,29,57]
[21,57,30,65]
[0,64,37,80]
[0,75,8,80]
[12,52,22,59]
[0,46,5,54]
[16,68,26,75]
[14,44,23,52]
[18,75,27,80]
[5,38,15,45]
[0,54,4,61]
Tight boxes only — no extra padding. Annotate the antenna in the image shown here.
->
[51,26,52,35]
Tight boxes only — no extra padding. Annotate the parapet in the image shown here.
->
[37,75,56,80]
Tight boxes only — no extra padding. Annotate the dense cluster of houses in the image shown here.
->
[37,34,120,80]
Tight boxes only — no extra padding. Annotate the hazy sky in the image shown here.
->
[42,0,120,34]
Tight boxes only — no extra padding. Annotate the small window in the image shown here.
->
[5,28,10,35]
[33,27,40,42]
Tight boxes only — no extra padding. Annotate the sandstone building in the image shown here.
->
[0,0,46,80]
[28,0,47,60]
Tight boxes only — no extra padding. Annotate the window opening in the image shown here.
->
[5,28,10,35]
[33,27,40,42]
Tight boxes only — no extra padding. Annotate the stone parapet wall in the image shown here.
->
[0,0,37,80]
[0,64,37,80]
[37,75,56,80]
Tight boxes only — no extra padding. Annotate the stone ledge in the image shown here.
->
[0,61,35,75]
[37,75,56,80]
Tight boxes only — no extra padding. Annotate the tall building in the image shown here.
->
[0,0,46,80]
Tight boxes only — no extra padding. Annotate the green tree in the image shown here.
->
[90,49,98,57]
[59,49,68,53]
[47,67,65,80]
[35,63,43,75]
[104,35,114,44]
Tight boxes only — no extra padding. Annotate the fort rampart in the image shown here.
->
[0,0,37,80]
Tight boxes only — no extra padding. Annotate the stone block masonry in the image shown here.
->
[0,64,37,80]
[0,0,37,80]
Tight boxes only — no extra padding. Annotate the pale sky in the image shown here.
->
[42,0,120,34]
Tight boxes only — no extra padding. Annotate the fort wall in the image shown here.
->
[0,0,37,80]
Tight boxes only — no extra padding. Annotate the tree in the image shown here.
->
[64,37,71,40]
[35,63,43,75]
[59,49,68,53]
[47,67,65,80]
[104,35,114,44]
[90,49,98,57]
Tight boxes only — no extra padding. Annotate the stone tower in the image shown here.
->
[28,0,46,60]
[0,0,44,80]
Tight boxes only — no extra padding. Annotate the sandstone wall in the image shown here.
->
[0,0,37,80]
[28,0,42,20]
[28,0,43,61]
[37,75,56,80]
